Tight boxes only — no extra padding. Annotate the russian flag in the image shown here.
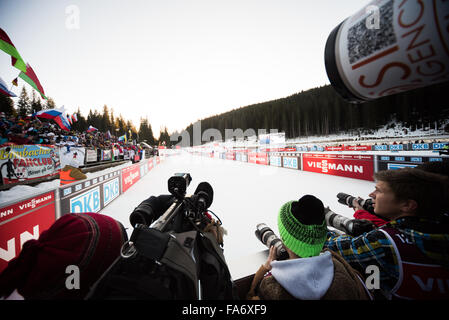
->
[0,76,16,97]
[33,107,71,131]
[87,125,98,133]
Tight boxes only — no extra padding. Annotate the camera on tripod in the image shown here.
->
[129,173,216,233]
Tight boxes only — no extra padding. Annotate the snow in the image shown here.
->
[99,152,374,277]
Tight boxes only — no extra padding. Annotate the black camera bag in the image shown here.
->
[85,225,236,300]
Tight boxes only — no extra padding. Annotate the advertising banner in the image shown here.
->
[102,149,112,161]
[0,145,60,184]
[302,153,374,181]
[248,152,257,164]
[411,143,430,151]
[389,144,404,151]
[270,155,282,167]
[122,163,140,193]
[373,145,388,151]
[256,153,268,165]
[432,143,448,150]
[282,156,300,170]
[60,170,122,215]
[344,145,371,151]
[86,149,97,162]
[376,155,443,172]
[0,191,56,273]
[226,152,235,161]
[59,146,85,168]
[325,146,344,151]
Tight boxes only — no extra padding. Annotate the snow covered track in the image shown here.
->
[100,153,374,266]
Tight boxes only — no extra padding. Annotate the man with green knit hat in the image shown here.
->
[247,195,371,300]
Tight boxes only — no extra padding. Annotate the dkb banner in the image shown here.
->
[59,170,122,215]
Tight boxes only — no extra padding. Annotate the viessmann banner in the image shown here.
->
[302,153,374,181]
[0,190,56,273]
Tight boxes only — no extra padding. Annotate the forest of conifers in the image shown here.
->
[182,81,449,143]
[2,81,448,147]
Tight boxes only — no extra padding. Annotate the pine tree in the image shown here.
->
[45,97,56,109]
[0,93,15,116]
[158,126,170,147]
[17,86,30,117]
[30,91,43,114]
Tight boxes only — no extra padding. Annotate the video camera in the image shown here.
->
[129,173,218,234]
[86,173,235,300]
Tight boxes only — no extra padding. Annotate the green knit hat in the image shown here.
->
[277,197,328,258]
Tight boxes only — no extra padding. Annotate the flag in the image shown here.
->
[11,77,18,86]
[87,125,98,133]
[118,134,127,143]
[0,28,27,73]
[0,76,16,97]
[33,107,71,131]
[19,63,47,100]
[71,113,78,123]
[106,130,112,139]
[67,114,73,125]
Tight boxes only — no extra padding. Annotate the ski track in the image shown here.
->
[100,153,374,264]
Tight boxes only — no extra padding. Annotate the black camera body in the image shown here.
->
[129,173,214,233]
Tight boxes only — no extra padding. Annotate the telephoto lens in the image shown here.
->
[336,192,356,207]
[337,192,375,214]
[325,0,449,103]
[255,223,289,260]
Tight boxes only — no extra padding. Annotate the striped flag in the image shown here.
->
[19,63,47,99]
[0,76,17,97]
[87,125,98,133]
[118,134,127,143]
[0,28,27,73]
[33,107,71,131]
[71,113,78,123]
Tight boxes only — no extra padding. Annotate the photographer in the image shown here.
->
[246,195,370,300]
[325,168,449,300]
[350,198,389,228]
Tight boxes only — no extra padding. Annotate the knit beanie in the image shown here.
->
[0,212,127,299]
[277,195,328,258]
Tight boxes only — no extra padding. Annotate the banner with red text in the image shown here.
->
[0,191,56,273]
[302,153,374,181]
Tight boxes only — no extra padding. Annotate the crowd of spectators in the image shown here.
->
[0,112,131,150]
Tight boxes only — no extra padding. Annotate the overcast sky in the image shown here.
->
[0,0,371,137]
